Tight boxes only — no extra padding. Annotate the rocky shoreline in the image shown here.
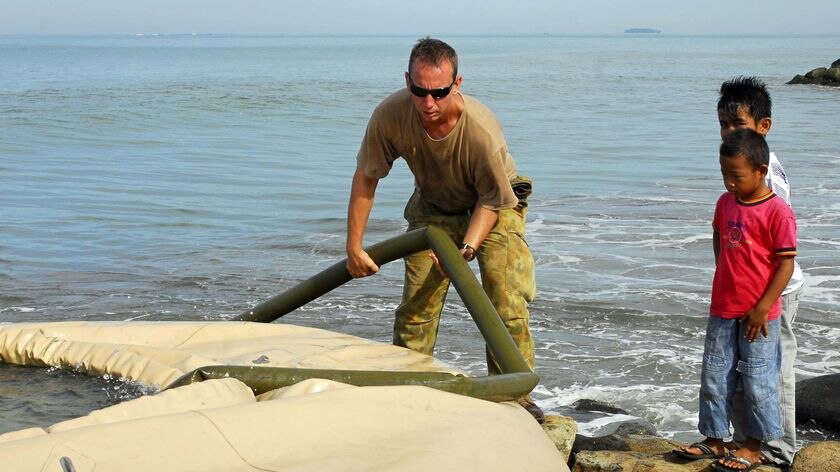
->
[546,374,840,471]
[542,415,840,471]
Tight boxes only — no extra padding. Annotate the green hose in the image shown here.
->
[183,226,539,401]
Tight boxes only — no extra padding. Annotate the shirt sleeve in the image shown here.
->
[473,147,518,211]
[767,153,792,205]
[356,106,399,179]
[772,205,797,258]
[712,193,726,232]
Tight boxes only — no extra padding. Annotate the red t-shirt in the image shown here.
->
[711,192,797,320]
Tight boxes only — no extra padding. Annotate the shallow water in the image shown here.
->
[0,364,152,433]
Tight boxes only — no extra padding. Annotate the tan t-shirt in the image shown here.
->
[356,89,518,213]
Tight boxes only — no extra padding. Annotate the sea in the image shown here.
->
[1,34,838,443]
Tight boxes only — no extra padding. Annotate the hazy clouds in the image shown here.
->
[1,0,837,35]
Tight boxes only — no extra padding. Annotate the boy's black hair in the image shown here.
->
[720,128,770,170]
[717,76,772,122]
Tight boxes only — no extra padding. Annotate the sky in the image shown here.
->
[0,0,837,36]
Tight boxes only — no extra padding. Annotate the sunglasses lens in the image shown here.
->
[409,84,428,98]
[430,86,451,99]
[409,80,453,99]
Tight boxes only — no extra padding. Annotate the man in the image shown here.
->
[345,37,542,422]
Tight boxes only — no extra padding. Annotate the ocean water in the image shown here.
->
[1,34,839,442]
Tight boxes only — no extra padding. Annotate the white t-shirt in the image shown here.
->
[767,151,805,294]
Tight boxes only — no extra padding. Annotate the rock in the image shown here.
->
[573,450,690,471]
[570,449,777,472]
[611,419,657,437]
[573,398,629,415]
[558,416,837,472]
[572,448,780,471]
[567,398,658,445]
[574,423,661,453]
[790,441,840,472]
[578,414,658,438]
[796,373,840,432]
[805,67,828,79]
[619,435,683,456]
[787,61,840,86]
[542,415,577,463]
[788,74,808,84]
[555,393,840,471]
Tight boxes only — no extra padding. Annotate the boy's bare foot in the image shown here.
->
[673,438,734,460]
[713,438,771,471]
[714,451,770,471]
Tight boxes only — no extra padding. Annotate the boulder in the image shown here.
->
[573,398,630,415]
[574,423,663,453]
[796,373,840,432]
[572,446,781,471]
[567,397,660,452]
[571,450,780,472]
[557,392,840,471]
[787,60,840,86]
[573,450,702,472]
[790,441,840,472]
[562,417,836,472]
[805,67,828,79]
[788,74,808,84]
[542,415,578,463]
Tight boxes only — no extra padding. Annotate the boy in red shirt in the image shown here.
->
[679,128,796,472]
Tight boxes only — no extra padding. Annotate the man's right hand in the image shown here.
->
[347,249,379,278]
[346,168,380,278]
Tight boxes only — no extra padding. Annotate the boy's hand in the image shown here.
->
[742,307,770,341]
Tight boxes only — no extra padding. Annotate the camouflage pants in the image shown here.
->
[394,187,537,374]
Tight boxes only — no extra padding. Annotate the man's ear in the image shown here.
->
[758,117,772,136]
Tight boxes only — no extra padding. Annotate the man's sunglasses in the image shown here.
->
[408,77,455,100]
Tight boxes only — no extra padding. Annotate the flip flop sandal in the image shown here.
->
[711,453,764,472]
[673,441,720,460]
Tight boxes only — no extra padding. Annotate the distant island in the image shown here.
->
[624,28,661,34]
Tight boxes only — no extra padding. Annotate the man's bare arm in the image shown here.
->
[346,168,380,278]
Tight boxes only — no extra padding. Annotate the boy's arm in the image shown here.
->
[743,256,795,341]
[712,229,720,264]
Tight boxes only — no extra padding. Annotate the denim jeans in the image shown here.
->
[731,286,802,465]
[699,316,783,442]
